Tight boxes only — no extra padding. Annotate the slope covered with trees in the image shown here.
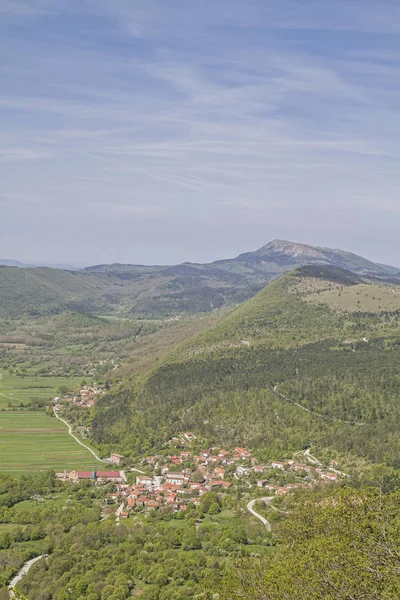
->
[92,266,400,467]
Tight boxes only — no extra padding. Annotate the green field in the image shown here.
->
[0,412,103,473]
[0,372,82,408]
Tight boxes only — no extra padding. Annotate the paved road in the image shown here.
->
[247,498,273,532]
[9,555,47,598]
[53,407,107,463]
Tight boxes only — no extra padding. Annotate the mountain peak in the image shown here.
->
[235,239,397,276]
[261,239,323,257]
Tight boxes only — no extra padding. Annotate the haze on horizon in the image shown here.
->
[1,1,400,267]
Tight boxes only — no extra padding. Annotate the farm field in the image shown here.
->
[0,372,82,408]
[0,412,103,474]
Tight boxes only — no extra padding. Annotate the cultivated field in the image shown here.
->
[0,372,82,408]
[0,412,103,474]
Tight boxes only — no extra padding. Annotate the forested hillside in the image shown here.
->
[92,266,400,466]
[1,240,397,318]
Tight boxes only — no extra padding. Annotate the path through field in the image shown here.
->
[53,407,107,463]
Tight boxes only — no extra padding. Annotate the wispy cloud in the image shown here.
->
[0,1,400,264]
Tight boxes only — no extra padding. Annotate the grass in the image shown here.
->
[0,412,103,474]
[0,372,82,408]
[291,278,400,313]
[0,523,20,533]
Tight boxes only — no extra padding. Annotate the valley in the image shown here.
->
[1,241,400,599]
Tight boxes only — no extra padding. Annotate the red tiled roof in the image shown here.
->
[75,471,121,478]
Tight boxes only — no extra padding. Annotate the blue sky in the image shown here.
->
[1,0,400,266]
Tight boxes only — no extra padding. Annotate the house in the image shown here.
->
[147,500,160,509]
[292,463,312,474]
[254,465,266,473]
[271,461,286,470]
[69,470,124,483]
[166,472,186,485]
[218,449,229,457]
[214,467,225,479]
[236,465,248,476]
[258,482,279,491]
[110,453,125,466]
[234,447,251,459]
[135,496,148,507]
[257,479,269,488]
[206,480,225,490]
[136,475,153,487]
[184,432,195,441]
[180,452,192,460]
[121,511,129,519]
[320,472,337,482]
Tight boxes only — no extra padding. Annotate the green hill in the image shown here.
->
[92,266,400,467]
[0,266,110,316]
[1,240,397,318]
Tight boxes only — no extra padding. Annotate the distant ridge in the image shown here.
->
[0,240,398,317]
[0,258,28,268]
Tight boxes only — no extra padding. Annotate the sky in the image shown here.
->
[1,0,400,267]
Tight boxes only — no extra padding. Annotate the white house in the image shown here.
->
[166,472,186,485]
[136,475,153,487]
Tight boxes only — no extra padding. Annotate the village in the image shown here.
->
[53,392,343,517]
[54,383,105,408]
[56,430,343,519]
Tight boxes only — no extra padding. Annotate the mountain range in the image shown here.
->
[0,239,398,318]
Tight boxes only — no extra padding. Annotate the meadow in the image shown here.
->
[0,412,103,474]
[0,372,82,408]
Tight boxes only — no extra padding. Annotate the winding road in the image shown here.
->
[53,407,145,474]
[247,497,273,532]
[8,555,47,598]
[53,407,107,463]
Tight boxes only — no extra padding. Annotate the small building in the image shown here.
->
[254,465,267,473]
[166,472,186,485]
[271,461,286,470]
[234,447,251,459]
[136,475,153,487]
[292,463,312,474]
[110,453,125,466]
[69,470,124,483]
[206,480,225,490]
[257,479,269,488]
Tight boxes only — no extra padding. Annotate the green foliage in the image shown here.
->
[222,487,400,599]
[92,269,400,467]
